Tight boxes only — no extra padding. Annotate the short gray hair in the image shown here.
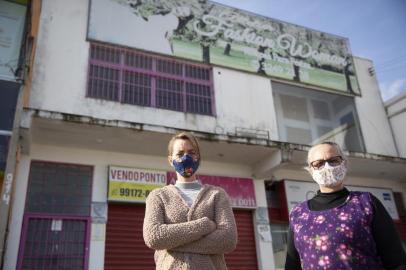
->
[307,141,347,166]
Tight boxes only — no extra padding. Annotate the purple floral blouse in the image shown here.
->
[290,191,384,269]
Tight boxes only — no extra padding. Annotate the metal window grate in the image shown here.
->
[156,59,182,76]
[87,65,120,101]
[19,216,88,270]
[88,43,214,115]
[156,77,183,111]
[124,50,153,70]
[25,161,93,216]
[90,44,120,64]
[186,83,212,115]
[185,65,210,81]
[122,71,151,106]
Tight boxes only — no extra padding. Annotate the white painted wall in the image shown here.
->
[213,67,278,140]
[353,57,398,156]
[253,179,276,270]
[386,92,406,116]
[4,143,253,270]
[385,92,406,158]
[30,0,277,140]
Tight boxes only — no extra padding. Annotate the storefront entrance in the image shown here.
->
[17,161,93,270]
[104,204,258,270]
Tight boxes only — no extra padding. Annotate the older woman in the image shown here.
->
[143,132,237,270]
[285,142,406,270]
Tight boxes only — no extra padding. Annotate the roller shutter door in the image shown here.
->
[104,204,154,270]
[226,210,258,270]
[105,206,258,270]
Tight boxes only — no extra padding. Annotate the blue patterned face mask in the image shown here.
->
[172,154,200,178]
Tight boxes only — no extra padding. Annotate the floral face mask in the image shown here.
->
[172,154,200,178]
[311,162,347,187]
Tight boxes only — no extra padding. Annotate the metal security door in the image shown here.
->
[17,161,93,270]
[17,215,90,270]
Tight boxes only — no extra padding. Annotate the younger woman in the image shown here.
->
[143,132,238,270]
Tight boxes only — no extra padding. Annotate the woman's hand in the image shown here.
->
[201,216,216,234]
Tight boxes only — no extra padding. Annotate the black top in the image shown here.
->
[285,188,406,270]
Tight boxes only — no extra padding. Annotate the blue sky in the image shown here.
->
[214,0,406,101]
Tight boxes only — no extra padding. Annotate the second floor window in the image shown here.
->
[273,82,365,152]
[87,43,214,116]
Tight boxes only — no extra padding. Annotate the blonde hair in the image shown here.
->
[167,132,201,158]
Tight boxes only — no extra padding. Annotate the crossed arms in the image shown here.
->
[143,189,238,255]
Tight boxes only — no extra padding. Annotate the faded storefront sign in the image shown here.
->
[88,0,359,94]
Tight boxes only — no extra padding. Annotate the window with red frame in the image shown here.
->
[87,43,215,116]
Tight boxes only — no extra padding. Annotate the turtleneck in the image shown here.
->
[175,180,202,190]
[175,180,202,207]
[308,187,350,211]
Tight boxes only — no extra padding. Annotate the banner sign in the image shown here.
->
[108,166,166,203]
[88,0,360,95]
[284,180,399,220]
[0,1,26,81]
[167,172,256,209]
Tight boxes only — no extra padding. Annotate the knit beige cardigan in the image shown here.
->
[143,184,238,270]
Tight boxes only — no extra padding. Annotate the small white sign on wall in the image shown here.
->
[257,224,272,242]
[91,202,108,224]
[91,224,106,241]
[51,219,63,231]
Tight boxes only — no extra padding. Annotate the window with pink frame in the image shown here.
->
[87,43,215,116]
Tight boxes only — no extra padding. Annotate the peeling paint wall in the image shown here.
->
[213,67,278,140]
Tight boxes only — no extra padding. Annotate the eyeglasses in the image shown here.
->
[309,156,343,170]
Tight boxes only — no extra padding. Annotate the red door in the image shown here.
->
[104,204,154,270]
[226,210,258,270]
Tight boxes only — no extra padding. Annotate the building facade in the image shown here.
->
[3,0,406,269]
[385,91,406,158]
[0,0,32,267]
